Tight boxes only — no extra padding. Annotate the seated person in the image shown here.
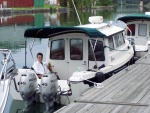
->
[32,52,50,79]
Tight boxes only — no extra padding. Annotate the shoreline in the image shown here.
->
[0,7,68,14]
[0,5,115,14]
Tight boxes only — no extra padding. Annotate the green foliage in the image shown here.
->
[113,0,149,4]
[68,0,92,9]
[60,0,68,7]
[59,9,114,26]
[98,0,113,6]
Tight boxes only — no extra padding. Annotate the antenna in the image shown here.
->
[71,0,82,25]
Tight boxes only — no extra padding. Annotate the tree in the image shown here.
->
[60,0,68,7]
[98,0,113,6]
[68,0,92,9]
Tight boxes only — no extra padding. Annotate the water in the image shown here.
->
[1,5,149,113]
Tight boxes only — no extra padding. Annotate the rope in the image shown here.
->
[81,77,104,89]
[104,46,129,51]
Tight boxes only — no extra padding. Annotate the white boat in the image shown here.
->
[117,13,150,58]
[0,49,17,113]
[9,16,134,112]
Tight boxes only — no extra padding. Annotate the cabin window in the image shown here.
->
[88,40,105,61]
[114,35,120,48]
[114,34,125,48]
[70,39,83,60]
[127,24,135,36]
[108,37,114,51]
[50,39,65,60]
[139,24,147,36]
[119,33,125,45]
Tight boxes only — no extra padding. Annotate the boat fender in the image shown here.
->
[95,72,105,83]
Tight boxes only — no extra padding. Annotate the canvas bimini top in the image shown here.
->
[24,23,124,39]
[117,14,150,23]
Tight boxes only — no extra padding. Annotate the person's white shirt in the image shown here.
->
[32,61,49,75]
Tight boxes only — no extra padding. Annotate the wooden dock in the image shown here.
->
[55,53,150,113]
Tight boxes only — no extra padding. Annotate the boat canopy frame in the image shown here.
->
[117,14,150,23]
[24,26,107,39]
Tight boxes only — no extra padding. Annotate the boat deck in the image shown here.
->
[55,53,150,113]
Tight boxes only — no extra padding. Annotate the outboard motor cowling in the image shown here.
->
[40,73,58,113]
[19,69,38,111]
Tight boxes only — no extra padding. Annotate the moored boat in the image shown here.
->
[0,49,17,113]
[9,16,135,112]
[117,13,150,58]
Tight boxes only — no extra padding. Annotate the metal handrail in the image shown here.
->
[89,39,98,69]
[125,24,132,37]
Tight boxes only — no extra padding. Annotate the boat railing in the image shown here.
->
[125,24,132,37]
[0,49,16,92]
[116,20,132,38]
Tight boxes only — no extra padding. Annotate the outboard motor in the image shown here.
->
[40,73,58,113]
[18,69,38,112]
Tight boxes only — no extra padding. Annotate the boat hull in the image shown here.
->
[0,80,11,113]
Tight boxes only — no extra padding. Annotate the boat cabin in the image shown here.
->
[18,15,135,108]
[117,14,150,52]
[24,22,134,80]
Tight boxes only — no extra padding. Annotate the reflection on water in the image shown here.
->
[10,101,45,113]
[9,100,46,113]
[0,5,149,113]
[9,100,63,113]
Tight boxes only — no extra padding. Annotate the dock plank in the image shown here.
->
[76,104,93,113]
[78,64,148,102]
[54,103,149,113]
[79,64,142,101]
[81,65,138,97]
[136,53,150,64]
[98,65,149,102]
[55,52,150,113]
